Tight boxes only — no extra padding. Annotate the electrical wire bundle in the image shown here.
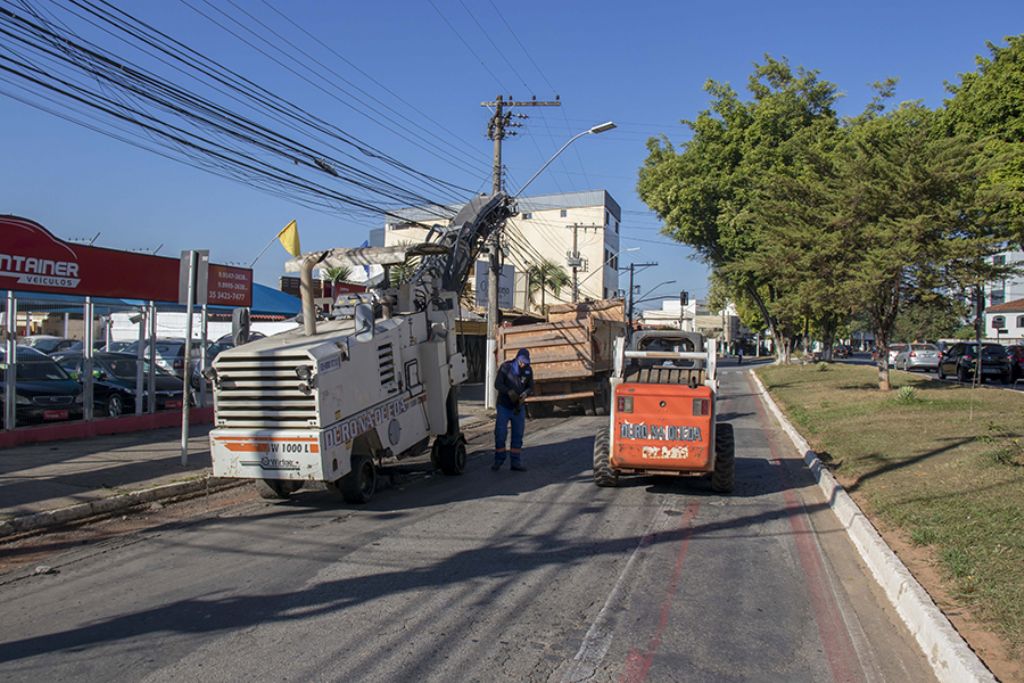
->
[0,0,486,223]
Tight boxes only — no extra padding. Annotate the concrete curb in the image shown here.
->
[0,416,494,541]
[749,369,996,683]
[0,476,247,540]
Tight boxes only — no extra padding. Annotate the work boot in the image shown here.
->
[510,462,527,472]
[491,461,502,471]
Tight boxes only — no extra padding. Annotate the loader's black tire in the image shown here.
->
[337,454,376,504]
[255,478,301,500]
[435,439,467,476]
[711,422,735,494]
[593,428,618,487]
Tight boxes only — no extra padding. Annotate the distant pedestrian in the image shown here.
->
[737,346,744,365]
[493,348,533,471]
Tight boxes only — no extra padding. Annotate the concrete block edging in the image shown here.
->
[0,477,246,540]
[749,369,995,683]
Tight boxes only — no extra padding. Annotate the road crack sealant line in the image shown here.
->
[749,369,996,683]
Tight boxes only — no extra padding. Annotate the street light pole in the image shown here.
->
[625,262,657,329]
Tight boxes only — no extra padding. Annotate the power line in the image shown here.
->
[427,0,508,92]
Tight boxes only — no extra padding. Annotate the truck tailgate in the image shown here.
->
[611,383,714,472]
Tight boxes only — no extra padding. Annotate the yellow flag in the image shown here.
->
[277,219,300,257]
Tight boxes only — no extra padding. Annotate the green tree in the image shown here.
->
[527,259,570,312]
[944,35,1024,241]
[835,102,1016,389]
[638,56,840,363]
[892,297,966,342]
[319,265,353,284]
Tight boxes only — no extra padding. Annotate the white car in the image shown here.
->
[887,343,908,368]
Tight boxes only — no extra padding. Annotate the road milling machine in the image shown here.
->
[207,194,513,503]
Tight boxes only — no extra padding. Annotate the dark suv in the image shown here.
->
[0,347,84,425]
[937,343,1012,383]
[52,352,185,417]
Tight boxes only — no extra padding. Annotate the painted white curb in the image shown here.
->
[750,369,996,683]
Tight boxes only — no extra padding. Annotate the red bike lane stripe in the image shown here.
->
[619,499,700,683]
[750,373,862,683]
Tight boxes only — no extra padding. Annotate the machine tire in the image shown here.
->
[528,403,553,419]
[107,394,125,418]
[339,454,376,503]
[711,422,735,494]
[593,428,618,487]
[594,381,609,416]
[436,439,467,476]
[255,478,300,500]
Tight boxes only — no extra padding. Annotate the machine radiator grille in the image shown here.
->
[214,352,318,428]
[378,343,397,391]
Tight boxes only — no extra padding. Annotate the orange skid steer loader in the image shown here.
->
[592,330,734,492]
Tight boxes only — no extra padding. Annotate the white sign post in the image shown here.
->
[179,250,209,467]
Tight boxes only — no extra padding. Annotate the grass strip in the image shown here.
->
[756,363,1024,660]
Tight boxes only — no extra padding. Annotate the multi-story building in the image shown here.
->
[984,248,1024,308]
[381,190,622,311]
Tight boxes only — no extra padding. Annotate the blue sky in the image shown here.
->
[2,0,1022,306]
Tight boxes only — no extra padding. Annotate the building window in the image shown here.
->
[613,218,619,234]
[1018,315,1024,328]
[992,315,1006,330]
[605,210,610,226]
[994,254,1006,265]
[991,289,1006,306]
[522,212,532,220]
[559,209,567,218]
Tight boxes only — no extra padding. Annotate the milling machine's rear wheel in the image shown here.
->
[593,428,618,487]
[711,422,735,494]
[255,479,302,500]
[334,453,376,504]
[434,438,467,476]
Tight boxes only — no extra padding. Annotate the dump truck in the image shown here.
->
[206,194,512,503]
[498,299,626,417]
[592,329,734,492]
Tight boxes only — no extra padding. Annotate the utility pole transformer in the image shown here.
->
[481,94,561,410]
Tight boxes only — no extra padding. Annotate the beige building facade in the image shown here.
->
[382,190,622,312]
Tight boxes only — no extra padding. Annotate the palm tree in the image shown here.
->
[528,259,571,313]
[319,265,353,284]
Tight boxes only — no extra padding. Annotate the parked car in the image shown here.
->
[1004,345,1024,382]
[894,343,940,372]
[52,352,186,417]
[937,343,1012,383]
[189,340,235,390]
[0,347,83,425]
[122,338,189,376]
[19,335,83,355]
[886,343,908,367]
[834,345,852,359]
[102,340,134,353]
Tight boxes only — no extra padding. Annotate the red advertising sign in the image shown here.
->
[0,215,252,306]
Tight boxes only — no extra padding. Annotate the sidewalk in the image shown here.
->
[0,390,489,535]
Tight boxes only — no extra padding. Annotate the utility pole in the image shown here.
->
[481,94,561,410]
[625,262,657,331]
[565,223,600,303]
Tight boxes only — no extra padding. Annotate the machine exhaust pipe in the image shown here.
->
[299,255,317,336]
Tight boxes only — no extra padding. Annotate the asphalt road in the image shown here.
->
[0,367,935,682]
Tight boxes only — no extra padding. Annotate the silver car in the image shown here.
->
[894,343,940,372]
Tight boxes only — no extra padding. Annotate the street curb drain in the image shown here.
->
[0,475,248,540]
[750,369,996,683]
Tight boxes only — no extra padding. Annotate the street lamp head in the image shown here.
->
[624,247,640,253]
[588,121,617,135]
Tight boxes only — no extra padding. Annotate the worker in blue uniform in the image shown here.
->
[492,348,533,471]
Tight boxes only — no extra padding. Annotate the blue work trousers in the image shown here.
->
[494,403,525,465]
